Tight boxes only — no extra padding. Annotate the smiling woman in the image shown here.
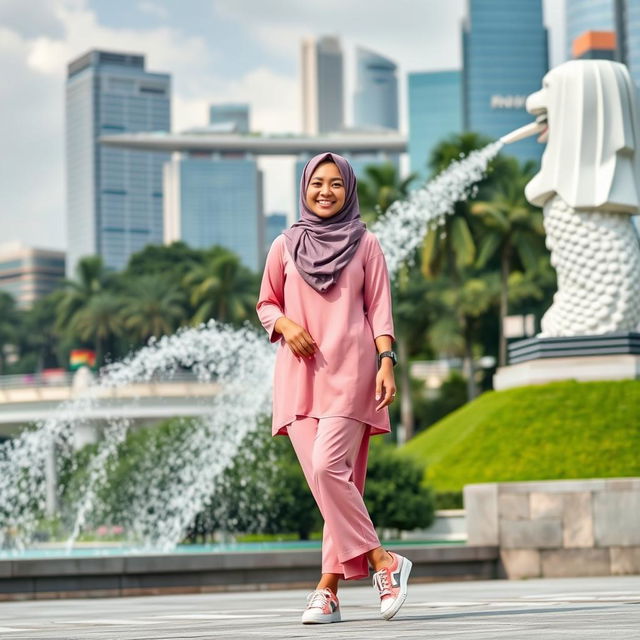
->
[305,161,346,218]
[256,151,412,625]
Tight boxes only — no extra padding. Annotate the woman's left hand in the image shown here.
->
[375,361,396,411]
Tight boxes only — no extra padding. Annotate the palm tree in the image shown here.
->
[470,157,546,366]
[183,248,258,325]
[68,292,125,365]
[428,274,499,400]
[120,274,187,344]
[357,161,419,443]
[421,132,495,281]
[357,162,416,224]
[56,256,112,333]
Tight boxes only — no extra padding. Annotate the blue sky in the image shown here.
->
[0,0,565,252]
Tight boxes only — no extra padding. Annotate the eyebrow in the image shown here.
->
[311,177,343,182]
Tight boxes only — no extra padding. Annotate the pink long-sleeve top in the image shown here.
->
[256,229,396,437]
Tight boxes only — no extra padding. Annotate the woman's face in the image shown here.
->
[305,161,346,218]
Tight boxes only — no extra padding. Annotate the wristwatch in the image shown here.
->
[377,350,398,368]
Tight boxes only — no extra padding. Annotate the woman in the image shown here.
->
[256,152,412,624]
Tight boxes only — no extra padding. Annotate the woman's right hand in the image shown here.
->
[275,317,317,359]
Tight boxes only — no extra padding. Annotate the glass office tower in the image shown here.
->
[65,50,170,275]
[301,36,345,134]
[566,0,615,58]
[353,47,399,130]
[462,0,548,165]
[164,155,264,271]
[566,0,640,85]
[408,71,463,184]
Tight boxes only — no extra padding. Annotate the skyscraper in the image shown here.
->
[209,103,250,133]
[301,36,344,134]
[408,71,463,183]
[164,155,264,271]
[462,0,548,165]
[65,49,170,275]
[353,47,399,131]
[567,0,640,85]
[566,0,615,59]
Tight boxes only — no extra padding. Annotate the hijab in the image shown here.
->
[283,152,367,293]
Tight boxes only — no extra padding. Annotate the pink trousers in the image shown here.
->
[287,415,381,580]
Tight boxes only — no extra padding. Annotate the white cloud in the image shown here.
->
[138,1,170,20]
[0,0,301,249]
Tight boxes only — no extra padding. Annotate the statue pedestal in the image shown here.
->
[493,333,640,391]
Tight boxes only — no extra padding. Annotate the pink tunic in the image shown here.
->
[256,230,396,437]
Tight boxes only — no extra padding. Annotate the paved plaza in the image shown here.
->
[0,575,638,639]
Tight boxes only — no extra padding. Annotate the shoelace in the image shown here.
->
[306,588,333,609]
[372,568,391,598]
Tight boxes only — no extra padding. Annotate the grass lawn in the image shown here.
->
[400,379,640,493]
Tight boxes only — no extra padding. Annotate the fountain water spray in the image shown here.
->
[0,139,509,552]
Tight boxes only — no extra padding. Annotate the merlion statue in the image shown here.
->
[523,60,640,336]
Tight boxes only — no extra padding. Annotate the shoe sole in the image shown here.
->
[382,557,413,621]
[302,610,341,624]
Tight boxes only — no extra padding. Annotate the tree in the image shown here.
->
[120,274,186,344]
[357,162,416,224]
[470,157,546,365]
[183,248,259,326]
[427,274,500,400]
[357,161,420,443]
[68,292,125,365]
[56,256,112,335]
[0,293,19,375]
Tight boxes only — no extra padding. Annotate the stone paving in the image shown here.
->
[0,575,638,639]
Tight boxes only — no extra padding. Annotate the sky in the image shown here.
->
[0,0,566,252]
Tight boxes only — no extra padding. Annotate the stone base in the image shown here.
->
[465,478,640,579]
[508,332,640,364]
[494,354,640,391]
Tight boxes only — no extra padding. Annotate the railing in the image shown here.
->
[0,370,203,390]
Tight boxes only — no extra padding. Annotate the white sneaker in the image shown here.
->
[301,587,341,624]
[372,550,413,620]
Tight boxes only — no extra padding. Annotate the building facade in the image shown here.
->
[301,36,344,135]
[353,47,399,131]
[566,0,640,84]
[408,71,463,184]
[65,49,170,276]
[209,103,250,133]
[462,0,548,165]
[163,154,264,271]
[0,243,65,309]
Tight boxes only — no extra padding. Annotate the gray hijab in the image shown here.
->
[283,152,366,293]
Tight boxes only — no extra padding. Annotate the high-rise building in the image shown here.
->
[265,213,288,254]
[209,103,250,133]
[65,49,170,276]
[566,0,615,59]
[353,47,399,131]
[566,0,640,84]
[462,0,548,165]
[0,243,65,309]
[573,30,617,59]
[164,155,264,271]
[301,36,344,134]
[408,71,463,183]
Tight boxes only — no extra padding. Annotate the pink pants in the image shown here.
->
[287,415,381,580]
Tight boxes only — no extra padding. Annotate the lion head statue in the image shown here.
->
[524,59,640,214]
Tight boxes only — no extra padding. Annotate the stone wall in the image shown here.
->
[464,478,640,579]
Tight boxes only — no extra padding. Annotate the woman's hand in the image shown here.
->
[275,317,317,359]
[375,359,396,411]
